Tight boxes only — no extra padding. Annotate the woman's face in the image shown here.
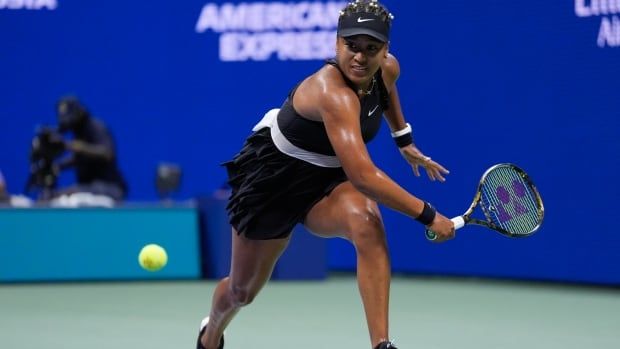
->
[336,35,387,86]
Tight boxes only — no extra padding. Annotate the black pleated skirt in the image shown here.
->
[223,128,347,240]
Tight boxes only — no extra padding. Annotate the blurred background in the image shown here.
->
[0,1,619,347]
[0,0,620,349]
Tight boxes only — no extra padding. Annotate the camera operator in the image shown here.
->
[53,96,128,201]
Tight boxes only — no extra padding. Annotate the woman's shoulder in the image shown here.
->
[314,64,351,90]
[293,64,359,119]
[381,53,400,84]
[300,64,356,99]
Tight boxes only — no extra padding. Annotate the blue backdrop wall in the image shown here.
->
[1,1,619,284]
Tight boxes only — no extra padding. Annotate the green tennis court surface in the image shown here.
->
[1,275,618,348]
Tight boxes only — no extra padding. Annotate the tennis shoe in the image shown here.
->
[374,340,398,349]
[196,316,224,349]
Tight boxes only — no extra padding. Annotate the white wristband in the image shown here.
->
[391,123,412,138]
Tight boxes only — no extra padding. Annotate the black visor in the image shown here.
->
[337,12,390,43]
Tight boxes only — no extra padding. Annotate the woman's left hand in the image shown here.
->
[399,145,450,182]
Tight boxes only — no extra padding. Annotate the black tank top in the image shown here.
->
[276,60,389,156]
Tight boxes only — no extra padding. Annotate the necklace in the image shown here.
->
[357,77,376,96]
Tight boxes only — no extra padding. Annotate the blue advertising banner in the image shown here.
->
[1,1,618,284]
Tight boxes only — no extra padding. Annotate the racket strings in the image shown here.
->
[480,167,542,235]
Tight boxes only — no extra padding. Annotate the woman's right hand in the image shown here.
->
[427,212,455,242]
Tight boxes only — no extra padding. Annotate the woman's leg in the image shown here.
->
[304,181,391,348]
[200,228,291,349]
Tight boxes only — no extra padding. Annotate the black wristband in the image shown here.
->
[394,133,413,148]
[416,201,436,226]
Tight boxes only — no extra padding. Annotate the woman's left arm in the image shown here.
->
[382,54,450,182]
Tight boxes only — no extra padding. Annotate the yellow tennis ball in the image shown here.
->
[138,244,168,272]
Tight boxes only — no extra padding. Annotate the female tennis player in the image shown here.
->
[197,1,455,348]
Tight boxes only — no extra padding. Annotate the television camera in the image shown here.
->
[25,126,66,197]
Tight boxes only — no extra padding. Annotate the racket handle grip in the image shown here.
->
[425,216,465,241]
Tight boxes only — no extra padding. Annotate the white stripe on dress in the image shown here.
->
[252,109,342,168]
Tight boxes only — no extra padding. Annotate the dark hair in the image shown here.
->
[339,0,394,27]
[56,96,90,132]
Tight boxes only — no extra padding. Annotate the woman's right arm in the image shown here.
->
[318,83,454,241]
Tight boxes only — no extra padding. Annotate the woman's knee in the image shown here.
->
[228,283,258,307]
[343,205,386,245]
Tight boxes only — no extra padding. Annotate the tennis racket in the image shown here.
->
[426,163,544,241]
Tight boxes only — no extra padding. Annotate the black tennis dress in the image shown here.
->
[223,60,389,240]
